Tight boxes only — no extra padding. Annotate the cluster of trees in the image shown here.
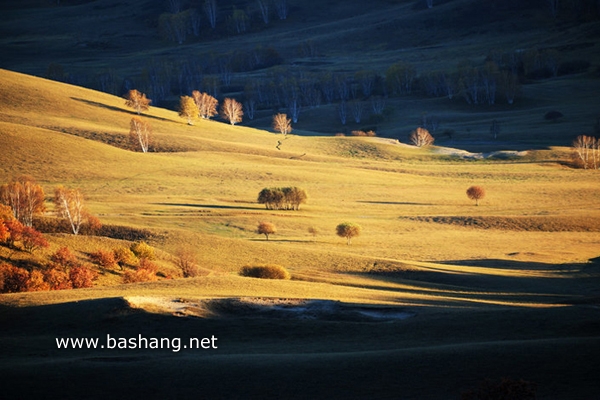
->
[157,0,293,44]
[257,187,308,210]
[0,204,49,254]
[125,89,153,153]
[255,220,362,245]
[1,177,100,236]
[0,176,45,228]
[573,135,600,169]
[178,92,243,125]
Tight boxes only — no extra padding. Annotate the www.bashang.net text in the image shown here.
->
[56,334,218,352]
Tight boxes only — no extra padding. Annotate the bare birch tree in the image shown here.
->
[129,117,152,153]
[54,187,85,235]
[0,177,45,227]
[573,135,600,169]
[221,98,243,125]
[192,90,218,119]
[204,0,217,29]
[273,113,292,135]
[274,0,288,20]
[124,89,151,114]
[410,127,434,147]
[257,0,270,24]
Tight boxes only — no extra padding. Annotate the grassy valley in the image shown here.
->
[1,0,600,398]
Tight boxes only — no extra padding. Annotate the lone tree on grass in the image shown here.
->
[273,113,292,135]
[179,95,198,125]
[124,89,151,115]
[221,98,243,125]
[257,221,276,241]
[336,222,361,245]
[410,127,434,147]
[129,117,152,153]
[466,186,486,206]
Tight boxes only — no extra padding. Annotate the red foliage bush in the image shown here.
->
[0,221,8,243]
[0,263,30,293]
[3,219,24,247]
[69,265,98,289]
[21,226,49,253]
[122,258,159,284]
[89,249,117,269]
[44,268,73,290]
[27,270,50,292]
[50,246,78,268]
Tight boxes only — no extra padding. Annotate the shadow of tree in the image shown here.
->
[70,97,173,123]
[154,202,263,211]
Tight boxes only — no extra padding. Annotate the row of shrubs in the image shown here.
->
[0,240,160,294]
[0,262,97,293]
[33,217,155,241]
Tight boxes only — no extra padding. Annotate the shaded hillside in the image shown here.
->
[1,0,599,149]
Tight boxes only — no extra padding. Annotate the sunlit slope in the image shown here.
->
[1,68,599,274]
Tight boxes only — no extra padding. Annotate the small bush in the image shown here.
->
[351,130,376,137]
[175,249,200,278]
[130,241,155,260]
[69,265,98,289]
[239,264,291,280]
[89,249,117,269]
[113,247,138,269]
[122,258,159,284]
[0,263,30,293]
[50,246,78,268]
[27,270,50,292]
[21,226,49,253]
[138,258,159,274]
[123,268,158,284]
[43,268,73,290]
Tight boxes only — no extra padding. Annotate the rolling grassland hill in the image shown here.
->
[1,0,599,148]
[0,42,600,400]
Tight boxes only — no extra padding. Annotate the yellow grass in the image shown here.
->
[1,68,599,297]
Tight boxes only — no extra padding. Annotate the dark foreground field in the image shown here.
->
[2,266,599,400]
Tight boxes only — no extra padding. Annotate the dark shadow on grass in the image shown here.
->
[70,97,172,123]
[248,239,310,243]
[357,201,435,206]
[437,258,592,273]
[153,202,263,211]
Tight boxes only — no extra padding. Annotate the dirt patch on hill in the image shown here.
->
[126,297,414,322]
[405,215,600,232]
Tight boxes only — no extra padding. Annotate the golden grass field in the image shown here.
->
[1,68,599,399]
